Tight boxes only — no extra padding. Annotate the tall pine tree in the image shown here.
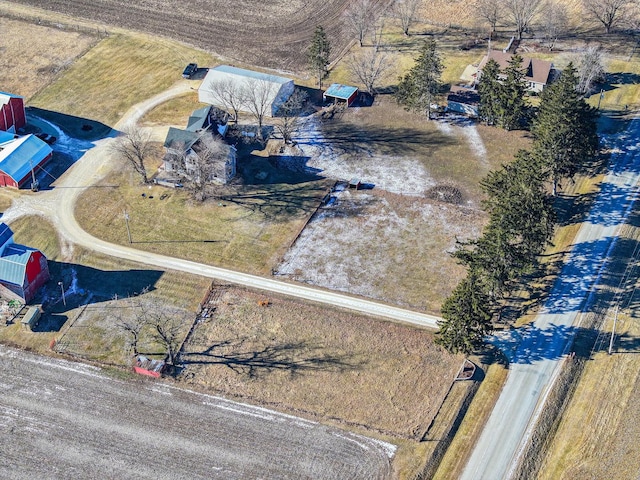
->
[436,270,493,355]
[308,26,331,88]
[477,58,502,126]
[498,54,527,130]
[395,39,443,119]
[531,63,599,195]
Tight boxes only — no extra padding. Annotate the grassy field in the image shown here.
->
[29,32,213,127]
[142,92,207,127]
[535,214,640,479]
[75,152,332,275]
[180,283,463,439]
[0,16,97,100]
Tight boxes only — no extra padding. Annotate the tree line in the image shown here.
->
[436,63,599,355]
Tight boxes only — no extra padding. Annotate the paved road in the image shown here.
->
[4,83,440,329]
[0,345,392,480]
[461,117,640,479]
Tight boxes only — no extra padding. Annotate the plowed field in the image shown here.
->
[7,0,387,72]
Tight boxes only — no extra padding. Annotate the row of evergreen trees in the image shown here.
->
[436,63,599,355]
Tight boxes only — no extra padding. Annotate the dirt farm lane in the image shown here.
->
[0,344,392,480]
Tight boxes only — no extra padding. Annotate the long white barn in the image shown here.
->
[198,65,294,117]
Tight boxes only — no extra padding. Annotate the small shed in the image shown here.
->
[21,306,41,331]
[324,84,359,107]
[348,178,362,190]
[447,86,480,117]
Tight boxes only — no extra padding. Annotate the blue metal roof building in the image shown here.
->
[0,131,53,188]
[323,84,359,106]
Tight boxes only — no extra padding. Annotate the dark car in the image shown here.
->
[182,63,198,79]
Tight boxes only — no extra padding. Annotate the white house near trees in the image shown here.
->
[199,65,295,117]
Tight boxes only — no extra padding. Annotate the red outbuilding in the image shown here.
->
[0,92,26,133]
[0,223,50,303]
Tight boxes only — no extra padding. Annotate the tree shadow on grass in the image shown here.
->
[33,260,163,332]
[181,338,365,379]
[214,182,330,220]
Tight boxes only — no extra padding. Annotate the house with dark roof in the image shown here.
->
[477,51,555,93]
[161,106,236,185]
[0,223,50,303]
[0,130,53,188]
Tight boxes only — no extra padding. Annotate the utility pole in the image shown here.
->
[608,305,619,355]
[124,211,132,244]
[597,89,605,110]
[58,281,66,307]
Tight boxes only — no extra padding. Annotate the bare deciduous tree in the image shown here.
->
[475,0,505,33]
[344,0,375,47]
[243,78,274,142]
[147,309,186,366]
[205,78,244,123]
[187,133,235,201]
[577,45,606,94]
[540,1,568,51]
[274,89,308,145]
[393,0,421,36]
[116,313,147,356]
[503,0,543,39]
[110,127,156,183]
[583,0,633,34]
[348,48,392,96]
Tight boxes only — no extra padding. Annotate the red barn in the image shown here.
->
[0,223,50,303]
[0,92,26,133]
[0,131,53,188]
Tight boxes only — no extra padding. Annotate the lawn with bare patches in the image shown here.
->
[180,284,463,439]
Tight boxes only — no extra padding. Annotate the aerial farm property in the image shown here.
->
[1,1,640,479]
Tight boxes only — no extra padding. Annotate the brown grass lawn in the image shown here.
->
[0,16,97,100]
[142,92,208,127]
[180,283,464,439]
[29,32,214,127]
[75,153,332,276]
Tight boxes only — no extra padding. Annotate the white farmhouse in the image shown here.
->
[199,65,294,117]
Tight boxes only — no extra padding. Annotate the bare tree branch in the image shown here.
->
[243,78,274,142]
[475,0,505,33]
[348,48,392,96]
[503,0,544,39]
[110,127,156,184]
[577,45,606,94]
[583,0,633,34]
[344,0,375,47]
[393,0,421,36]
[540,1,568,51]
[273,89,308,144]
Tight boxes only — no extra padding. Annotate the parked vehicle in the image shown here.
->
[182,63,198,79]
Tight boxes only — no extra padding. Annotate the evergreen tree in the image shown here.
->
[498,54,527,130]
[454,150,555,298]
[308,26,331,88]
[436,270,493,355]
[395,39,443,119]
[477,58,502,126]
[531,63,599,195]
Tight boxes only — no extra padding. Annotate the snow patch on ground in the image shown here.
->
[296,116,435,195]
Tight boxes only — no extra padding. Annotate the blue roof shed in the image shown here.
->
[324,84,359,106]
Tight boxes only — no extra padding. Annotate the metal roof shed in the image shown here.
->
[0,131,53,188]
[199,65,295,117]
[324,84,359,106]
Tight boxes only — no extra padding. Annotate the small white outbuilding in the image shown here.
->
[198,65,294,117]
